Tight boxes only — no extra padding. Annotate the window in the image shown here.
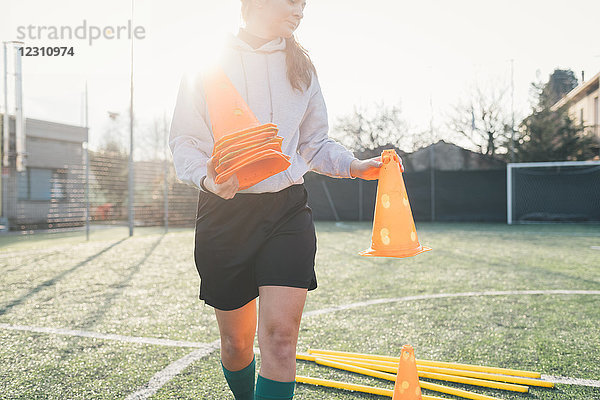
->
[17,168,67,201]
[595,97,599,136]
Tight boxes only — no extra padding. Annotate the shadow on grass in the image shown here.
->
[5,251,62,273]
[0,237,128,317]
[75,235,165,330]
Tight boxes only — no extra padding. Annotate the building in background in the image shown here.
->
[1,114,87,230]
[551,70,600,147]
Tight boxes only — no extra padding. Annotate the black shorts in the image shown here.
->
[193,183,317,311]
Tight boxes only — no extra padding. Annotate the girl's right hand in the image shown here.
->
[204,157,239,199]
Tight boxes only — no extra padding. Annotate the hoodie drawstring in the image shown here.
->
[238,52,274,123]
[265,54,274,123]
[239,53,249,102]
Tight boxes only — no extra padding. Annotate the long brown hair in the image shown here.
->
[240,1,316,92]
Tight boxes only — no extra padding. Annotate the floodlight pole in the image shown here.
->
[1,41,25,231]
[1,42,7,230]
[128,0,135,236]
[429,92,435,222]
[14,43,25,173]
[163,112,169,233]
[510,59,515,163]
[85,81,90,241]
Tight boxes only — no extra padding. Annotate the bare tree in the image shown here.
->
[411,127,441,152]
[137,116,169,161]
[447,85,512,156]
[332,102,410,153]
[97,111,128,155]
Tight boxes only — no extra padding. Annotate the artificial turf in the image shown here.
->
[1,222,598,399]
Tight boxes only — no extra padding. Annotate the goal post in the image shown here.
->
[507,161,600,224]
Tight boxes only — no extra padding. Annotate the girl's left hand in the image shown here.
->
[350,156,404,180]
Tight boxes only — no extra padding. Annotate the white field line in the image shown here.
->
[541,375,600,388]
[591,246,600,250]
[0,323,208,348]
[302,289,600,317]
[124,339,221,400]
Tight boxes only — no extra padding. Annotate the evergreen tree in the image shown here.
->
[537,69,578,109]
[516,69,595,161]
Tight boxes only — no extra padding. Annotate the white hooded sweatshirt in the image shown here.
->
[169,32,358,194]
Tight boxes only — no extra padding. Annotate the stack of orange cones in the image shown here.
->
[360,149,431,258]
[202,66,290,190]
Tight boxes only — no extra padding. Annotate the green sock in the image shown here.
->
[221,355,255,400]
[255,374,295,399]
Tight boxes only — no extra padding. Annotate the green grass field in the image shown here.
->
[1,222,599,399]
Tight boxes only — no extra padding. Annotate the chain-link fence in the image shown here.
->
[2,147,196,232]
[3,147,509,234]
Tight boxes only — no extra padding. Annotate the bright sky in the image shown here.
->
[1,0,599,157]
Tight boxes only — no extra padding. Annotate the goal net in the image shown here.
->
[507,161,600,224]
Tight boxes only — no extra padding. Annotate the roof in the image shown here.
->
[550,70,600,111]
[0,113,88,143]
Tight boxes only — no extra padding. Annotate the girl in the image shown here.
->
[169,1,386,398]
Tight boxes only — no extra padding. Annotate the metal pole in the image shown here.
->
[85,81,90,241]
[2,42,9,168]
[1,42,7,227]
[163,112,168,233]
[429,92,435,222]
[128,0,135,236]
[430,144,435,222]
[506,163,512,225]
[510,59,515,162]
[321,180,340,221]
[14,43,25,173]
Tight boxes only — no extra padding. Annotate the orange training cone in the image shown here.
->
[213,133,280,161]
[215,137,284,173]
[213,124,278,155]
[392,345,422,400]
[359,149,431,258]
[203,66,260,141]
[202,66,291,188]
[215,152,291,190]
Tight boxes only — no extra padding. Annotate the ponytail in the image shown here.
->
[284,35,316,93]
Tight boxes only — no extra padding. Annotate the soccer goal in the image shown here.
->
[507,161,600,224]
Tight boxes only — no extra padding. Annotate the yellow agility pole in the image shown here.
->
[299,352,552,389]
[418,370,528,393]
[296,375,393,397]
[315,358,505,400]
[298,353,398,368]
[308,348,400,362]
[417,359,541,380]
[308,349,542,378]
[315,357,395,381]
[420,380,505,400]
[308,355,529,393]
[295,376,449,400]
[417,365,554,388]
[296,353,319,361]
[302,352,552,388]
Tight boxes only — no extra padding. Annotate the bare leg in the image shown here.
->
[257,285,307,381]
[214,298,257,371]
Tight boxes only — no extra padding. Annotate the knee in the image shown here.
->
[259,326,298,359]
[221,334,254,356]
